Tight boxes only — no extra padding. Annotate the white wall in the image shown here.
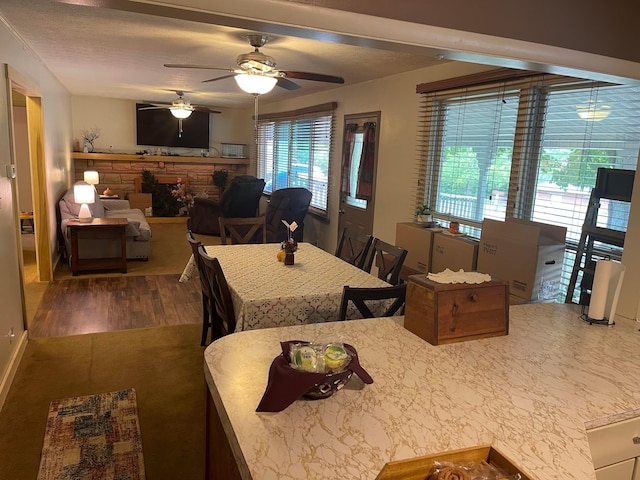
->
[0,18,72,398]
[71,96,253,157]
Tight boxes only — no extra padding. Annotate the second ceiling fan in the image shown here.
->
[164,34,345,94]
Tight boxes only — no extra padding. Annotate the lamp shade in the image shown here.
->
[74,182,95,205]
[170,107,193,119]
[83,170,99,185]
[74,181,95,223]
[234,74,278,95]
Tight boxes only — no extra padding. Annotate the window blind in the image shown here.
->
[416,70,640,300]
[257,103,336,214]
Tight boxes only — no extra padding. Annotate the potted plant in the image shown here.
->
[212,169,228,195]
[415,204,432,223]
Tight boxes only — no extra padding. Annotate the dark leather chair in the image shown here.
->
[187,175,265,235]
[265,188,312,243]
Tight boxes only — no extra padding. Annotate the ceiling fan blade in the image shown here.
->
[193,106,222,114]
[276,77,301,91]
[164,64,236,73]
[137,105,168,111]
[280,70,345,84]
[202,74,237,84]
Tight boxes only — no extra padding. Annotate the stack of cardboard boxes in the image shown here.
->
[395,218,566,304]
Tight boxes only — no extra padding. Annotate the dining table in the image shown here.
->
[179,242,392,332]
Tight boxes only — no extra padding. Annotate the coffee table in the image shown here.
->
[67,218,128,275]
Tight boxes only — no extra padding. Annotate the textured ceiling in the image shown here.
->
[0,0,447,108]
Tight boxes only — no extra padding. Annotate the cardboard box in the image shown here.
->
[404,274,509,346]
[395,222,436,274]
[126,193,153,215]
[477,218,566,301]
[376,445,533,480]
[431,233,479,273]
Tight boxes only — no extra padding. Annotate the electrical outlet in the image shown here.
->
[6,328,15,344]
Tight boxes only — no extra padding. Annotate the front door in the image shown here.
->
[337,112,380,240]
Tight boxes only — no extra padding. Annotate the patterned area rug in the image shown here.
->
[37,389,145,480]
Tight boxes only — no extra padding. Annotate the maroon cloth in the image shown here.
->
[256,341,373,412]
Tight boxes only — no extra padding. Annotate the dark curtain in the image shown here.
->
[340,123,358,196]
[356,122,376,201]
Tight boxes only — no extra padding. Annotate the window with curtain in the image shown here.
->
[417,70,640,299]
[257,102,336,214]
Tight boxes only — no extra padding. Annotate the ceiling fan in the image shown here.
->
[138,91,221,137]
[164,34,345,95]
[138,90,221,118]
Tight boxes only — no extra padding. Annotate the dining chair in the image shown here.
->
[198,244,237,340]
[187,230,214,346]
[218,216,267,245]
[338,284,407,320]
[335,228,374,270]
[363,238,408,285]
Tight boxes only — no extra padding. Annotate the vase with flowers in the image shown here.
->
[280,239,298,265]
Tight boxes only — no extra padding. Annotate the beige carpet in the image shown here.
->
[0,324,206,480]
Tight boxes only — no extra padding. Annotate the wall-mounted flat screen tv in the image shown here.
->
[136,103,210,149]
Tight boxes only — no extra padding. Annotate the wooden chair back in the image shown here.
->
[335,228,374,270]
[363,238,408,285]
[338,284,407,320]
[187,230,213,345]
[218,216,267,244]
[198,244,236,339]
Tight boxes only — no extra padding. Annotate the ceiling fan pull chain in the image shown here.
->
[178,118,183,138]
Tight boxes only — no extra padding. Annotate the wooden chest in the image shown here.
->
[404,275,509,346]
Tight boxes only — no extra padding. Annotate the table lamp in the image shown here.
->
[84,170,99,187]
[74,181,95,223]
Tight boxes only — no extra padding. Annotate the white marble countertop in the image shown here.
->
[204,303,640,479]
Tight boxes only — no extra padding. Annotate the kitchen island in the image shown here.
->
[204,303,640,479]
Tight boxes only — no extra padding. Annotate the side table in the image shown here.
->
[67,218,128,275]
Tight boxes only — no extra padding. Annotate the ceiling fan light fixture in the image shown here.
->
[237,51,275,73]
[576,101,611,121]
[234,74,278,95]
[170,107,193,119]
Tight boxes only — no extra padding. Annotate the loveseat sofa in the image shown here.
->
[59,187,152,261]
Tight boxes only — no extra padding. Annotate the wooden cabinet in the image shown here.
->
[594,458,635,480]
[588,415,640,480]
[404,275,509,345]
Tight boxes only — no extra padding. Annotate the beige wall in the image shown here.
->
[0,20,73,401]
[258,62,493,249]
[259,61,640,320]
[71,96,253,156]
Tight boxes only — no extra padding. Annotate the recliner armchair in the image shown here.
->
[265,187,312,243]
[187,175,265,235]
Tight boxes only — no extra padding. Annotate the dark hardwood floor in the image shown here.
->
[28,274,202,338]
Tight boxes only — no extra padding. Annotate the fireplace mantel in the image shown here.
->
[72,152,250,166]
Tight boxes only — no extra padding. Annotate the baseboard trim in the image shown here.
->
[0,330,28,412]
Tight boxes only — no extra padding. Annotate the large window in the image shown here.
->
[257,103,336,214]
[417,70,640,299]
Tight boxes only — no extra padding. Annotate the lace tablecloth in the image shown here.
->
[179,242,391,332]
